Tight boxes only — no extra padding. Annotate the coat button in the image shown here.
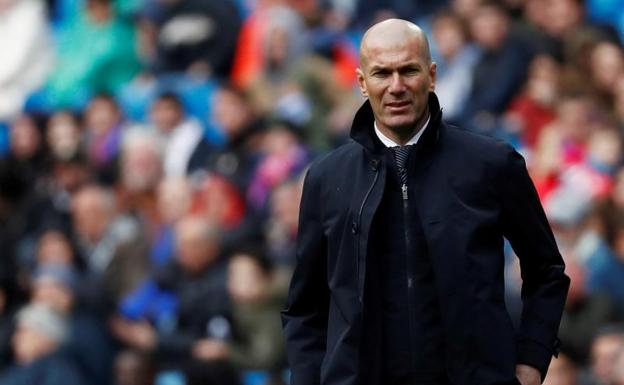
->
[351,222,358,235]
[370,159,380,171]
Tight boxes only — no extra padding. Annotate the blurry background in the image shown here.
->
[0,0,624,384]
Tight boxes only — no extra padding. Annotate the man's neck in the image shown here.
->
[375,107,431,147]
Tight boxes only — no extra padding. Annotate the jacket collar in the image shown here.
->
[349,92,443,155]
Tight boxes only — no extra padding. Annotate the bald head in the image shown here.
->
[360,19,432,70]
[356,18,436,145]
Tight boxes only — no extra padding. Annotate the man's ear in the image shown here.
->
[428,62,437,92]
[356,68,368,97]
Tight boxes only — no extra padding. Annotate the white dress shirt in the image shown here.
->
[373,114,430,148]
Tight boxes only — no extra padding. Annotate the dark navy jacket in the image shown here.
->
[281,93,570,385]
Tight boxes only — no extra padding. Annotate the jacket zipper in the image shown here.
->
[403,182,417,377]
[356,162,380,304]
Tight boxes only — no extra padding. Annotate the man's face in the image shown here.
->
[357,35,436,135]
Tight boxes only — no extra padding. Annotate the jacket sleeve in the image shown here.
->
[281,164,330,385]
[498,146,570,381]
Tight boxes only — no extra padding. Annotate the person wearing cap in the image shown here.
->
[31,263,115,385]
[282,18,569,385]
[0,303,87,385]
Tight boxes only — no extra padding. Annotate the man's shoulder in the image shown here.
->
[443,123,516,164]
[306,141,363,178]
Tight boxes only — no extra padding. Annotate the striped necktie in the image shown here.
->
[391,145,411,185]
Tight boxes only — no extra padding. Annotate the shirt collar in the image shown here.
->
[373,113,430,148]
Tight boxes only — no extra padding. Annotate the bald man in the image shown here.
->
[282,19,569,385]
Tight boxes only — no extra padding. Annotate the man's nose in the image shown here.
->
[388,72,406,94]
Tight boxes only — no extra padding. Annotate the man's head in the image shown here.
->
[12,304,68,365]
[356,19,436,144]
[31,264,79,314]
[150,92,185,133]
[71,185,117,244]
[175,216,221,274]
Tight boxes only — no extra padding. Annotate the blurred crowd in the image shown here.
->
[2,0,624,384]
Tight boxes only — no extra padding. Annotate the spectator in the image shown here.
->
[247,122,310,211]
[0,0,53,122]
[149,92,212,177]
[44,0,140,109]
[558,259,616,363]
[192,251,286,376]
[84,94,127,185]
[588,41,624,109]
[0,303,87,385]
[31,263,115,385]
[207,83,265,192]
[588,326,624,385]
[111,216,238,385]
[505,54,560,150]
[70,184,145,309]
[145,0,242,77]
[463,1,531,130]
[430,10,480,122]
[46,111,82,162]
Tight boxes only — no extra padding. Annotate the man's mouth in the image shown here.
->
[385,101,411,109]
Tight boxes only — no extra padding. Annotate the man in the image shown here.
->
[149,92,212,177]
[0,303,87,385]
[281,19,570,385]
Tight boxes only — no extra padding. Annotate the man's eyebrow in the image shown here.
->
[369,63,421,72]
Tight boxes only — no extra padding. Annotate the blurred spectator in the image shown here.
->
[193,250,286,376]
[117,128,163,233]
[588,326,624,385]
[587,215,624,314]
[151,175,193,266]
[0,303,87,385]
[245,6,358,149]
[0,272,21,372]
[611,346,624,385]
[207,83,265,191]
[111,216,238,385]
[505,54,560,149]
[353,0,449,28]
[0,0,53,122]
[5,114,47,188]
[265,176,303,269]
[114,349,155,385]
[531,94,595,199]
[71,184,146,309]
[31,263,115,385]
[430,9,480,122]
[558,259,616,363]
[84,94,126,185]
[46,111,83,162]
[463,1,531,130]
[43,0,140,109]
[149,92,212,177]
[588,41,624,109]
[141,0,241,77]
[35,228,77,269]
[247,122,309,211]
[193,174,246,234]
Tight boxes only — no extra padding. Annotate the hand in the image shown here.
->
[193,338,229,361]
[109,316,157,351]
[516,364,541,385]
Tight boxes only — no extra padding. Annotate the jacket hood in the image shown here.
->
[349,92,443,154]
